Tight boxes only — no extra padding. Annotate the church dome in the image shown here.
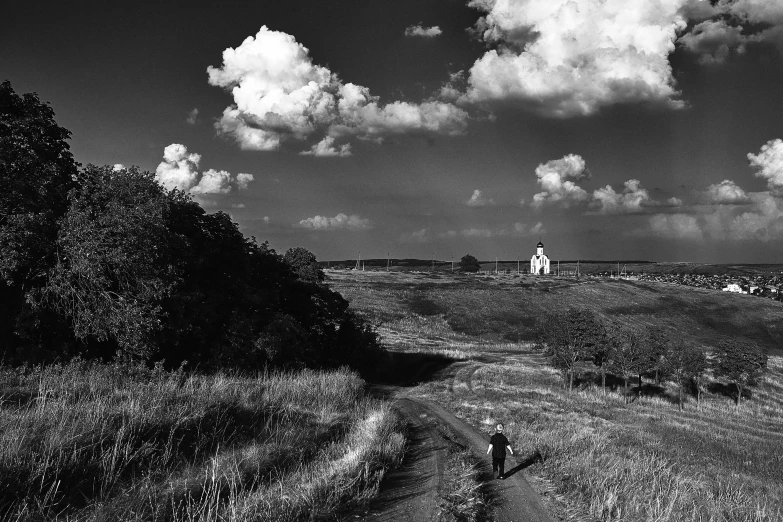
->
[537,241,544,248]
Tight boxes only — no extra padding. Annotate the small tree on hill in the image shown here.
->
[536,308,605,392]
[283,247,324,284]
[665,343,708,410]
[643,327,672,384]
[606,326,647,402]
[459,254,481,273]
[588,327,613,395]
[713,340,768,406]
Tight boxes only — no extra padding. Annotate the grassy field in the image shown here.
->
[328,270,783,354]
[330,270,783,521]
[0,360,404,521]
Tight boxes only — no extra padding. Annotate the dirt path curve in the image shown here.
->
[364,391,554,522]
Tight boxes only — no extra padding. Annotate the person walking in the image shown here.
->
[487,423,513,479]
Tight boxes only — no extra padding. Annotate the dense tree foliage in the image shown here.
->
[665,343,708,410]
[459,254,480,273]
[536,308,606,391]
[283,247,325,284]
[713,340,768,406]
[1,81,79,360]
[0,81,379,371]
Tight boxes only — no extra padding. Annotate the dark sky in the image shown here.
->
[3,0,783,262]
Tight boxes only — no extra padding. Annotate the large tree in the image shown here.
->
[665,343,708,410]
[283,247,324,284]
[42,165,175,360]
[537,308,606,392]
[459,254,481,273]
[0,81,78,359]
[606,326,648,402]
[713,340,768,406]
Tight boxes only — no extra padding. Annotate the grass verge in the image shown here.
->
[0,359,404,521]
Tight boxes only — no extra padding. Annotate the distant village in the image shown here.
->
[630,272,783,300]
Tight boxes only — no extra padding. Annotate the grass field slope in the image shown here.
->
[0,360,404,521]
[330,270,783,522]
[329,270,783,354]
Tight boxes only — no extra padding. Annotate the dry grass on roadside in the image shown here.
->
[416,356,783,522]
[0,360,404,521]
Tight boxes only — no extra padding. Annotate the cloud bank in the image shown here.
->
[531,154,591,208]
[405,24,442,37]
[466,189,495,207]
[462,0,688,116]
[298,213,372,231]
[155,144,254,194]
[748,138,783,195]
[207,26,468,152]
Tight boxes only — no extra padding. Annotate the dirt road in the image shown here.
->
[364,389,555,522]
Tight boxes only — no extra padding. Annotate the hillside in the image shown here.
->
[328,270,783,354]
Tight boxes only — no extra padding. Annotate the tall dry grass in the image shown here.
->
[416,356,783,521]
[0,359,404,521]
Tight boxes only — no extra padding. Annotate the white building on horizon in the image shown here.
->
[530,241,550,275]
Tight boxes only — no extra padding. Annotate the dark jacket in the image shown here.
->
[490,433,509,458]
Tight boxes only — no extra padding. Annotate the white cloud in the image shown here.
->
[649,213,704,240]
[748,139,783,195]
[678,20,746,63]
[400,228,429,243]
[645,192,783,242]
[678,1,783,61]
[405,23,442,37]
[531,154,590,209]
[207,26,467,151]
[439,230,458,238]
[514,222,547,235]
[298,213,372,231]
[461,228,496,238]
[299,136,353,157]
[700,179,749,204]
[462,0,687,117]
[466,189,495,207]
[112,164,125,171]
[155,144,254,194]
[186,108,199,125]
[591,179,655,214]
[263,216,270,223]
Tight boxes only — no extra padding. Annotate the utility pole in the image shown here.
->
[432,252,435,272]
[451,255,454,272]
[558,259,560,277]
[355,252,361,271]
[495,257,498,274]
[517,256,520,275]
[387,252,390,272]
[577,259,580,279]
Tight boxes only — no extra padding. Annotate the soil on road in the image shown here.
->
[364,366,555,522]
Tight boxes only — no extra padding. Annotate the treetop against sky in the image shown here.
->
[4,0,783,262]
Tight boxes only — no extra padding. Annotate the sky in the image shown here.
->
[3,0,783,263]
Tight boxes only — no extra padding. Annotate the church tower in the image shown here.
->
[530,241,550,275]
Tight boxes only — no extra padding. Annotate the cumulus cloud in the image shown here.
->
[466,189,495,207]
[590,179,684,214]
[649,213,704,240]
[700,179,749,204]
[748,138,783,195]
[514,221,547,235]
[186,108,199,125]
[645,192,783,242]
[678,0,783,61]
[400,228,430,243]
[113,164,125,171]
[155,144,254,194]
[531,154,590,208]
[460,228,496,238]
[299,136,352,157]
[207,26,467,151]
[298,213,372,231]
[678,20,746,63]
[405,23,442,37]
[462,0,687,117]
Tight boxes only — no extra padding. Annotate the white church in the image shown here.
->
[530,241,550,275]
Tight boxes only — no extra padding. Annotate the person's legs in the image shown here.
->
[498,458,505,478]
[492,457,499,476]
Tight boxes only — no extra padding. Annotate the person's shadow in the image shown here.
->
[503,450,542,478]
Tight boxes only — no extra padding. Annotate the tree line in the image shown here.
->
[536,308,769,408]
[0,81,379,370]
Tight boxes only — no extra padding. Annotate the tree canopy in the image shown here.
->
[459,254,481,273]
